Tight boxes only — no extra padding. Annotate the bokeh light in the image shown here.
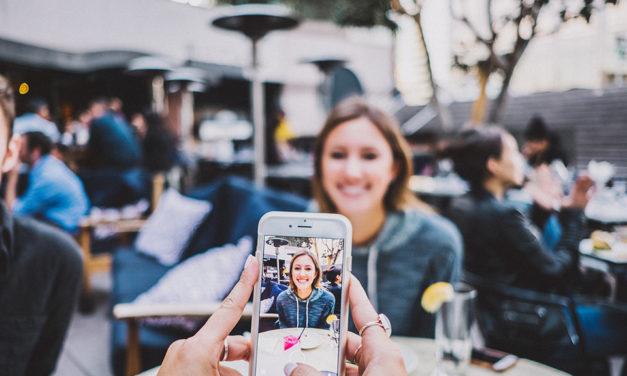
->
[18,82,29,95]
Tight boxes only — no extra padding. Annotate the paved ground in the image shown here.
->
[54,272,113,376]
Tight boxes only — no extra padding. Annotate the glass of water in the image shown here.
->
[434,284,476,376]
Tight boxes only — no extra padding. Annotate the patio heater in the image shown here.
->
[127,56,174,113]
[266,237,289,282]
[165,65,217,143]
[211,5,299,186]
[304,57,347,112]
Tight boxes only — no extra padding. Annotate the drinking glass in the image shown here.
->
[434,284,476,376]
[328,318,340,345]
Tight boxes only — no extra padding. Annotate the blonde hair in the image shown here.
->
[288,250,322,291]
[312,96,426,213]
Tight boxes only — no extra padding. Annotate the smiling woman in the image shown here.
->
[311,97,463,337]
[276,250,335,329]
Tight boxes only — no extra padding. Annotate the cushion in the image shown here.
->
[181,176,309,260]
[134,236,253,306]
[134,189,212,266]
[112,248,171,304]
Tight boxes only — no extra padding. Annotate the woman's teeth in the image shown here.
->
[341,186,366,195]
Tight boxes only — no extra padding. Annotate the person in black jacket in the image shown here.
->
[445,127,591,291]
[0,74,83,375]
[444,126,626,359]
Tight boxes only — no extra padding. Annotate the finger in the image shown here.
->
[284,362,322,376]
[347,275,379,330]
[345,364,359,376]
[196,256,259,344]
[345,332,362,363]
[222,336,251,362]
[218,365,243,376]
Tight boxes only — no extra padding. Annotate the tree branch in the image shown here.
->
[487,0,496,41]
[458,15,492,46]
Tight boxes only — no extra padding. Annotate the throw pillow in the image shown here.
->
[133,237,253,331]
[134,188,212,266]
[135,236,253,305]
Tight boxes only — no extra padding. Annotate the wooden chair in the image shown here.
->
[112,303,280,376]
[113,303,255,376]
[77,172,165,305]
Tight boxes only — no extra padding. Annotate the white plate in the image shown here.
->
[397,342,419,373]
[299,332,323,349]
[220,359,248,374]
[580,239,627,263]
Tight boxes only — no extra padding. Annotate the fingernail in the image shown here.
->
[283,362,297,376]
[244,254,254,269]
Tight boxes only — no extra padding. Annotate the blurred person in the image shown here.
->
[130,112,147,140]
[108,96,126,122]
[0,74,82,375]
[444,127,627,358]
[158,257,408,376]
[311,97,462,337]
[5,131,89,233]
[324,264,342,315]
[273,109,296,162]
[61,108,91,147]
[140,112,178,173]
[276,250,335,329]
[13,97,60,143]
[80,97,146,207]
[86,97,141,169]
[522,115,569,168]
[520,116,571,251]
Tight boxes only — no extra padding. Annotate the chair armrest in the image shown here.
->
[113,302,254,320]
[80,217,148,234]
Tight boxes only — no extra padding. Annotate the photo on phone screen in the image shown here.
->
[254,235,345,376]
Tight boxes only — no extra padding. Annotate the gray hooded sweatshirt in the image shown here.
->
[276,287,335,329]
[351,209,462,337]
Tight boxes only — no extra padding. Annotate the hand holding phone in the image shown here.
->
[157,246,407,376]
[252,212,352,375]
[285,274,407,376]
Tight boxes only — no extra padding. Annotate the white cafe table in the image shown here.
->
[136,336,569,376]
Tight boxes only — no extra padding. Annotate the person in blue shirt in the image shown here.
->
[276,250,335,329]
[6,131,89,233]
[12,98,60,142]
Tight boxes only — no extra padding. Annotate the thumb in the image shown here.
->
[284,362,323,376]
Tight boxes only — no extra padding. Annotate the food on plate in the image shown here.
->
[590,230,615,250]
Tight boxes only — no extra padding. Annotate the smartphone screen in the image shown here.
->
[254,234,345,376]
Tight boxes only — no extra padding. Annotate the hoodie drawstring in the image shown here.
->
[367,244,379,311]
[295,293,311,328]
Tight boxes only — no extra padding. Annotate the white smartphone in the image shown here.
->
[250,211,352,376]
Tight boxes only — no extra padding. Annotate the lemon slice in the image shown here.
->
[421,282,454,313]
[326,314,338,324]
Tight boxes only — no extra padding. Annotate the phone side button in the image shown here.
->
[347,256,352,272]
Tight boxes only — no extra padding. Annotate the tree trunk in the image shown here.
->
[471,67,489,127]
[487,67,514,123]
[411,8,452,130]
